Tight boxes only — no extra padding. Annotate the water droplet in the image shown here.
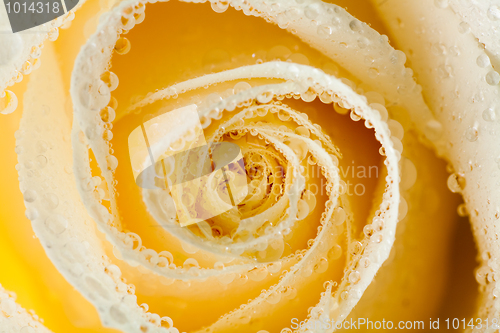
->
[110,303,129,323]
[363,225,374,237]
[100,106,116,123]
[350,110,362,121]
[482,108,496,122]
[233,81,251,94]
[100,71,119,92]
[390,50,406,65]
[161,316,174,328]
[314,257,328,274]
[183,258,200,269]
[42,193,59,209]
[211,0,229,13]
[30,45,42,59]
[23,189,37,202]
[35,155,48,169]
[328,244,342,260]
[457,203,468,216]
[304,4,319,19]
[114,37,131,55]
[301,87,316,102]
[0,90,18,115]
[45,214,68,234]
[333,207,346,225]
[368,67,379,78]
[296,199,310,220]
[399,197,408,220]
[107,155,119,170]
[276,13,289,29]
[285,7,299,20]
[357,37,369,49]
[488,5,500,20]
[447,173,466,193]
[295,126,310,137]
[477,54,491,68]
[25,208,38,221]
[349,19,362,32]
[48,27,59,41]
[257,91,273,104]
[458,21,470,34]
[465,126,478,142]
[424,119,443,141]
[36,140,48,153]
[319,91,332,103]
[278,109,290,121]
[348,270,361,284]
[388,120,404,140]
[486,71,500,85]
[21,60,32,75]
[103,129,113,141]
[370,103,388,122]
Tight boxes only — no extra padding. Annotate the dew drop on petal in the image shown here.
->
[370,103,388,122]
[25,208,39,221]
[447,173,466,193]
[100,106,116,123]
[304,5,319,19]
[477,54,491,68]
[348,270,361,284]
[114,37,131,55]
[424,119,443,141]
[36,155,48,168]
[276,13,289,29]
[458,21,470,34]
[0,90,18,115]
[486,71,500,85]
[23,189,37,203]
[42,193,59,209]
[296,199,310,220]
[107,155,119,170]
[48,27,59,41]
[465,126,478,142]
[457,203,468,217]
[328,244,342,260]
[211,1,229,13]
[349,19,362,32]
[482,108,496,122]
[101,71,119,91]
[333,207,346,225]
[45,214,68,234]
